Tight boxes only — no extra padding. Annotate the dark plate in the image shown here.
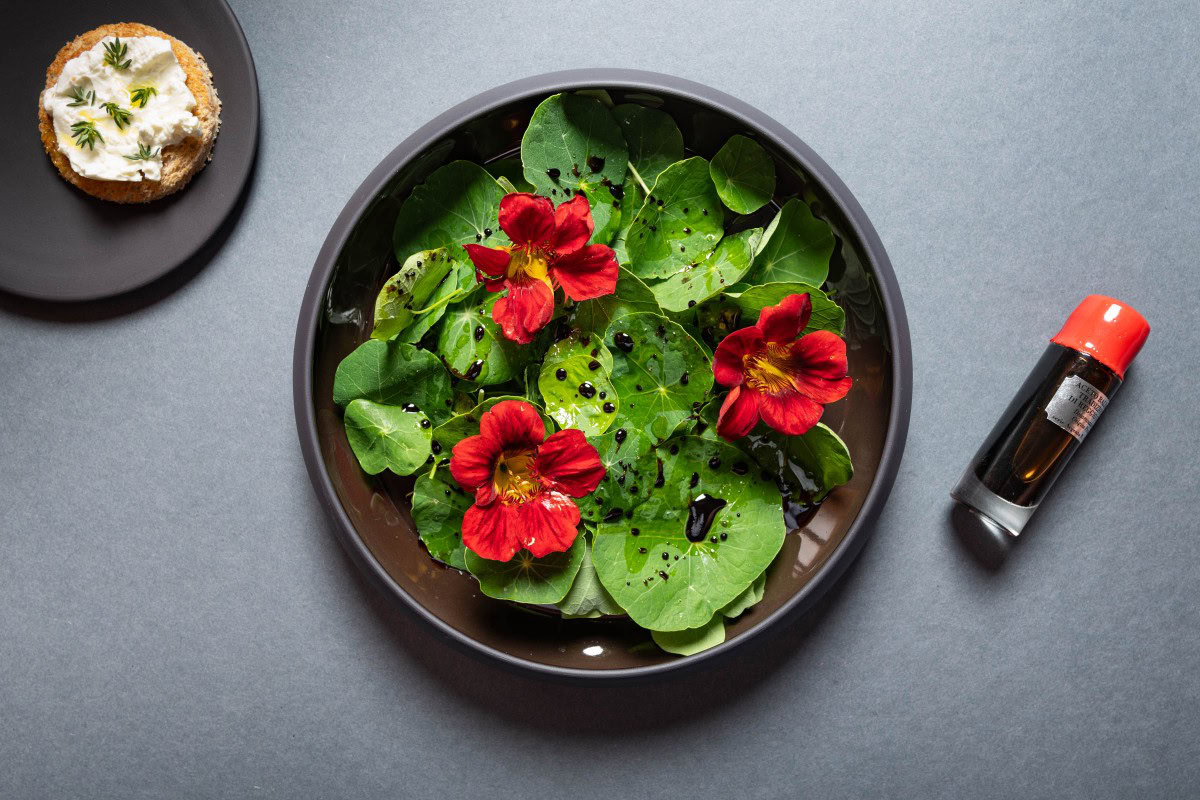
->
[293,70,913,682]
[0,0,258,302]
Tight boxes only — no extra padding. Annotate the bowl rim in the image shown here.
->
[293,69,913,683]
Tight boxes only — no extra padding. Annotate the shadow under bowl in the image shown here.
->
[293,69,913,683]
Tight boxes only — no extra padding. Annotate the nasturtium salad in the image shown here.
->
[332,92,856,656]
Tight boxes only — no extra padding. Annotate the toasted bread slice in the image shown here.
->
[38,22,222,204]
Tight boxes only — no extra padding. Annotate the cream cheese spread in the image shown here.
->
[42,36,200,181]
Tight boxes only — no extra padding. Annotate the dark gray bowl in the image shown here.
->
[293,70,912,682]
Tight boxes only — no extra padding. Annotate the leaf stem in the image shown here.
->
[627,161,651,195]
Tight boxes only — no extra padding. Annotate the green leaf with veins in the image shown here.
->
[652,614,725,655]
[612,104,684,187]
[726,281,846,335]
[436,294,530,385]
[649,228,762,313]
[392,160,507,262]
[556,534,624,618]
[521,93,628,244]
[588,426,656,516]
[372,248,464,342]
[411,470,471,569]
[709,135,776,214]
[543,330,613,374]
[485,156,535,193]
[611,179,645,265]
[592,436,786,631]
[572,267,660,334]
[745,198,835,286]
[772,423,853,502]
[342,399,431,476]
[722,570,767,619]
[333,340,453,425]
[602,313,713,440]
[626,157,723,279]
[465,533,585,604]
[537,355,618,437]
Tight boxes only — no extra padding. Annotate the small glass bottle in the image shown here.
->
[951,295,1149,538]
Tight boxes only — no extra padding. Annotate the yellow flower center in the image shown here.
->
[506,248,551,285]
[744,342,796,395]
[493,448,540,504]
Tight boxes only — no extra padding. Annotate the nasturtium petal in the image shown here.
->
[436,294,532,385]
[333,339,453,425]
[611,103,685,187]
[572,267,660,335]
[465,533,585,605]
[537,354,618,437]
[431,395,552,455]
[709,135,776,214]
[342,399,431,476]
[652,614,726,656]
[556,534,625,618]
[392,160,507,262]
[592,436,786,631]
[521,93,628,244]
[727,281,846,335]
[411,471,470,569]
[745,198,835,286]
[602,312,713,440]
[649,228,762,313]
[626,157,724,279]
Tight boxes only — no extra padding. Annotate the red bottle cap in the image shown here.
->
[1051,295,1149,378]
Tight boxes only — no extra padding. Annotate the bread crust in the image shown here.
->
[38,22,222,204]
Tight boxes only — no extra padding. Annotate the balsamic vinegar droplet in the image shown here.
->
[588,359,601,371]
[603,402,616,413]
[464,360,484,380]
[603,507,624,523]
[473,325,485,341]
[613,332,634,353]
[401,403,420,412]
[685,493,727,542]
[614,429,627,444]
[680,371,689,385]
[546,167,560,180]
[708,456,721,470]
[431,440,442,454]
[731,461,748,476]
[420,419,431,429]
[555,368,567,381]
[578,382,597,399]
[586,155,605,173]
[689,472,700,488]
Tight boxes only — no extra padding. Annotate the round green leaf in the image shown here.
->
[648,228,762,313]
[775,422,853,502]
[342,399,431,476]
[572,267,660,335]
[603,312,713,440]
[333,339,454,425]
[436,295,529,385]
[709,135,776,214]
[626,157,723,279]
[722,570,767,619]
[465,533,586,604]
[373,248,469,343]
[556,534,624,618]
[521,93,628,244]
[612,104,684,187]
[652,614,725,656]
[392,160,507,261]
[587,426,656,520]
[537,354,618,437]
[411,471,470,569]
[592,436,786,631]
[745,198,835,286]
[727,282,846,335]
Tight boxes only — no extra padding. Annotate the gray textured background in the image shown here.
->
[3,1,1199,797]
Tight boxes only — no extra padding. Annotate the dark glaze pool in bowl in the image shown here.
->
[294,70,912,681]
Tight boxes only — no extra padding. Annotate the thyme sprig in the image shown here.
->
[101,102,133,130]
[123,142,160,162]
[70,119,103,150]
[102,37,131,70]
[66,85,95,107]
[129,86,157,108]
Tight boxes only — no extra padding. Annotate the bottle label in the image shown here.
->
[1045,375,1109,441]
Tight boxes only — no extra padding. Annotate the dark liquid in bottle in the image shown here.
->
[973,344,1121,508]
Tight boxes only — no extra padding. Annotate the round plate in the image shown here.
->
[0,0,259,301]
[294,70,913,682]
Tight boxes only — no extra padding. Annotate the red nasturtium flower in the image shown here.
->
[712,293,852,441]
[450,400,606,562]
[463,193,619,344]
